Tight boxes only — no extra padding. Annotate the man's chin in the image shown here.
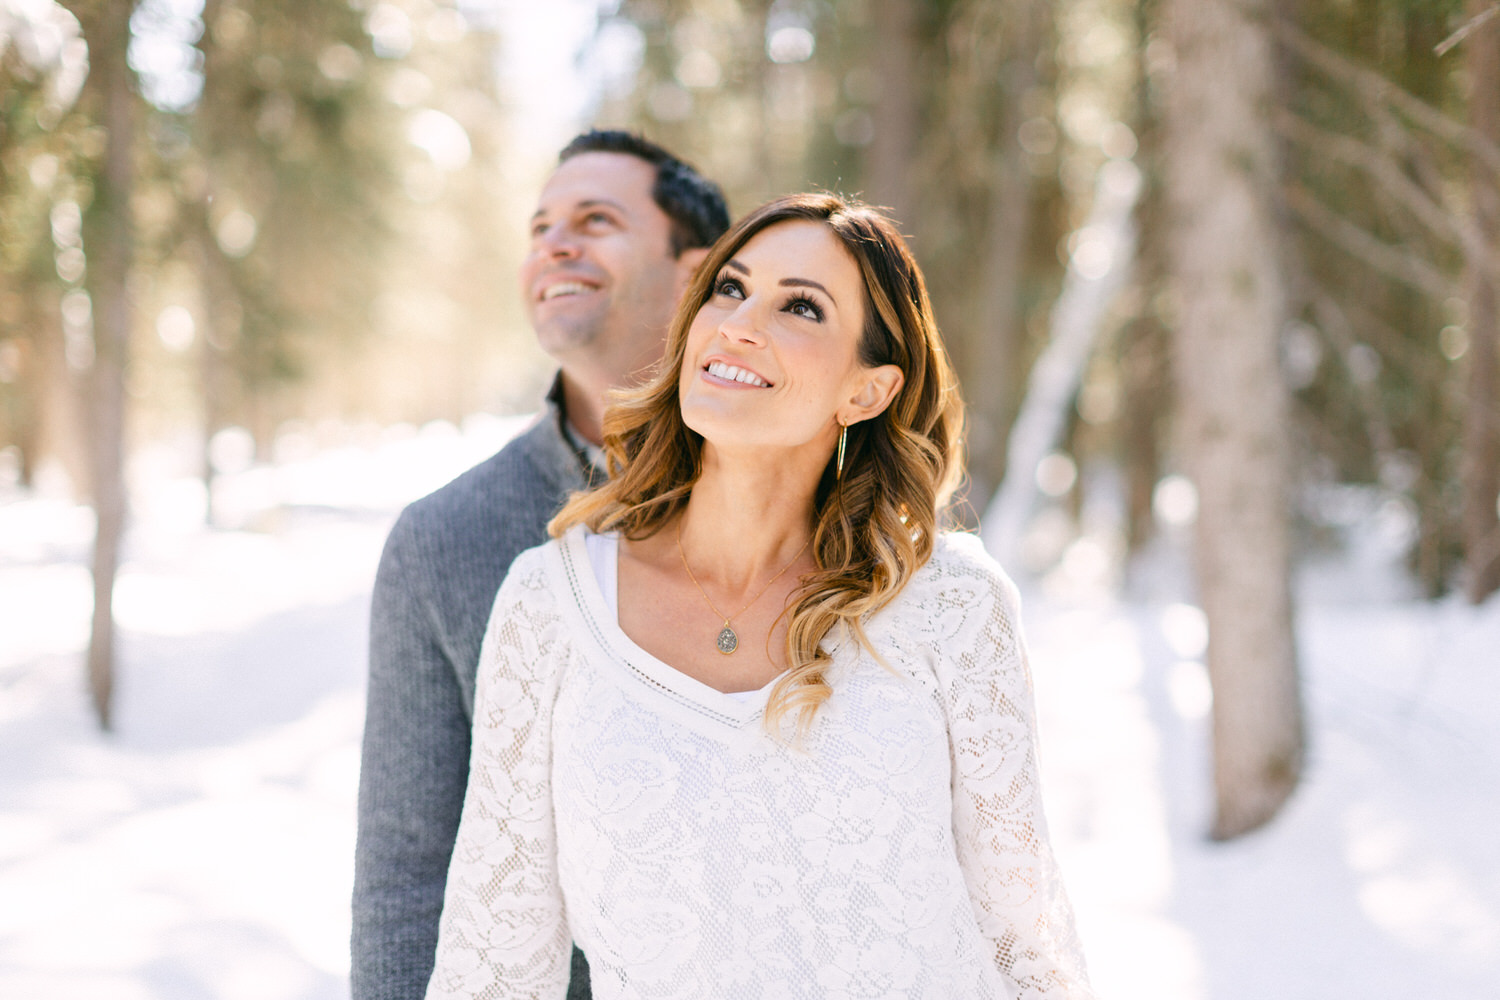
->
[535,319,603,360]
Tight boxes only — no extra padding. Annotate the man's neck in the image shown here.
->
[558,373,607,447]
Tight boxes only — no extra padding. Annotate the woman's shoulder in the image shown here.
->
[914,530,1021,607]
[496,523,616,616]
[888,532,1030,682]
[508,532,562,577]
[493,530,576,606]
[928,528,992,566]
[511,522,595,568]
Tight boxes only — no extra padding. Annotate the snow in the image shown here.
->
[1,418,1497,999]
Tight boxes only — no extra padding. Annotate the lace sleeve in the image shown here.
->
[929,540,1095,1000]
[425,551,571,1000]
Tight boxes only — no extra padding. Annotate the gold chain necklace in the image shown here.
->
[676,522,810,655]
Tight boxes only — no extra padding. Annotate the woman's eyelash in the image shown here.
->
[785,295,823,321]
[710,276,822,320]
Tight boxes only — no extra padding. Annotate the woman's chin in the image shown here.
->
[679,399,750,440]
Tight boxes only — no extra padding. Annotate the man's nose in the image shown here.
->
[537,223,580,259]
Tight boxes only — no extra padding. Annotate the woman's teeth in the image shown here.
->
[706,361,769,387]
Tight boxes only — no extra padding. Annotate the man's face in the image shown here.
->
[521,152,692,380]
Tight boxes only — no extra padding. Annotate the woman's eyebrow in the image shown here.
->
[723,259,837,306]
[781,277,835,305]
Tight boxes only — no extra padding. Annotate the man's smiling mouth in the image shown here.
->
[540,281,596,302]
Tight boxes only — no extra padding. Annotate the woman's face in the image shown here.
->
[678,220,892,462]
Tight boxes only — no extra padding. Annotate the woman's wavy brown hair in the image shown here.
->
[550,193,965,734]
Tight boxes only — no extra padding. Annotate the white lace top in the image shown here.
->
[426,525,1093,1000]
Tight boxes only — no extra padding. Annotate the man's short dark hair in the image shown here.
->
[559,129,730,258]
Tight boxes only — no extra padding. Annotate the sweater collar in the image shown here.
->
[545,373,606,488]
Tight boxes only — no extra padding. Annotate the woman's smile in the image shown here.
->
[702,358,773,388]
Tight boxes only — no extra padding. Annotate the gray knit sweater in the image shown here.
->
[352,392,596,1000]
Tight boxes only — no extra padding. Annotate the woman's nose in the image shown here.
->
[719,300,765,344]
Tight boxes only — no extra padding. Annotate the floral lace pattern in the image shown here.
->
[426,530,1093,1000]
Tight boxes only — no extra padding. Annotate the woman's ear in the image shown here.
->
[842,364,904,426]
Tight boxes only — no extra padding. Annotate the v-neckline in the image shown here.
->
[558,526,779,729]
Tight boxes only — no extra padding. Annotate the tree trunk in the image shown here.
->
[0,299,39,488]
[1119,309,1168,554]
[27,280,91,496]
[195,227,230,526]
[195,0,226,526]
[1122,0,1169,557]
[1462,0,1500,604]
[1163,0,1305,839]
[983,160,1141,565]
[968,0,1049,505]
[867,0,918,229]
[71,0,137,731]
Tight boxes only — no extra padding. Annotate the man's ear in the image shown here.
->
[674,247,711,297]
[841,364,904,426]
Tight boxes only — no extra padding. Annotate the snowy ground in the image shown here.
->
[1,417,1497,1000]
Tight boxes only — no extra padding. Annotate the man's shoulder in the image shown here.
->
[406,415,577,525]
[375,413,585,637]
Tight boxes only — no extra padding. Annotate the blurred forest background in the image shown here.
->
[1,0,1497,842]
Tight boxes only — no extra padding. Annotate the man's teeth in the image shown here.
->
[707,361,769,387]
[541,281,592,301]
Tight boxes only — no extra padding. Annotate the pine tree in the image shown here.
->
[61,0,141,730]
[1163,0,1304,838]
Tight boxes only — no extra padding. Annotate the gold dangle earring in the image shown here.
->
[836,422,848,480]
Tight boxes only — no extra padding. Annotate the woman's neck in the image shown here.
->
[677,446,823,594]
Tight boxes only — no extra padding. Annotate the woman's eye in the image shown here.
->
[715,276,744,298]
[788,298,823,321]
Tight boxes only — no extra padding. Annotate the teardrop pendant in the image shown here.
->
[716,624,739,655]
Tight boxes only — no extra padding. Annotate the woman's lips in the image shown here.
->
[703,360,772,387]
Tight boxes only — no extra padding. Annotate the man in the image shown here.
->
[351,131,729,1000]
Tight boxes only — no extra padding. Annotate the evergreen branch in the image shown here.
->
[1345,295,1443,382]
[1283,181,1455,299]
[1306,291,1401,459]
[1435,4,1500,58]
[1275,109,1457,246]
[1286,264,1445,382]
[1274,108,1500,283]
[1274,17,1500,182]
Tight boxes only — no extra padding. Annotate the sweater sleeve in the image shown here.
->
[353,509,475,1000]
[930,539,1095,1000]
[426,548,571,1000]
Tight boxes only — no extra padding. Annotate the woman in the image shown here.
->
[426,195,1094,999]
